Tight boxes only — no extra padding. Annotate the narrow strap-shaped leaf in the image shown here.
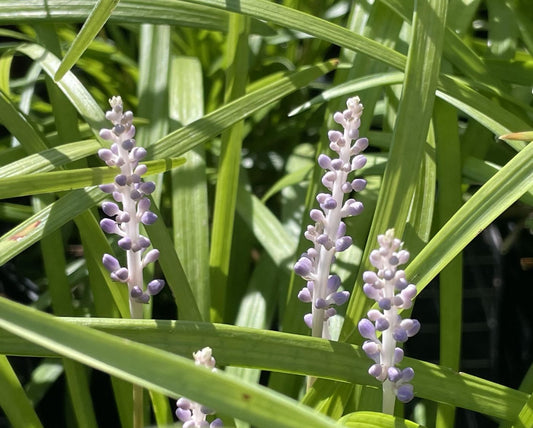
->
[209,13,250,322]
[54,0,120,80]
[169,56,210,319]
[342,0,448,343]
[0,0,228,32]
[0,158,185,199]
[0,355,43,428]
[339,411,422,428]
[147,59,337,161]
[0,316,528,423]
[0,297,340,428]
[434,98,463,428]
[0,140,101,178]
[179,0,406,70]
[406,140,533,295]
[16,43,107,132]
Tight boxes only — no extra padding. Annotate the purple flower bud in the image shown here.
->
[175,407,191,422]
[132,147,147,161]
[112,191,123,202]
[98,148,115,162]
[115,174,127,186]
[102,202,120,216]
[210,419,224,427]
[316,234,332,249]
[329,290,349,305]
[328,130,343,142]
[326,275,341,293]
[309,209,325,223]
[351,137,368,154]
[363,271,379,284]
[137,197,151,212]
[129,174,141,184]
[393,327,408,343]
[143,249,160,265]
[134,164,148,176]
[351,178,366,191]
[406,319,420,337]
[130,189,141,200]
[333,112,344,124]
[330,159,343,170]
[139,181,156,195]
[324,307,336,319]
[111,267,129,282]
[342,199,364,217]
[363,283,380,300]
[294,257,313,277]
[130,286,143,298]
[121,139,135,150]
[388,367,402,382]
[378,298,392,311]
[148,279,165,295]
[99,129,114,140]
[351,154,367,170]
[113,124,125,135]
[100,218,120,234]
[315,298,327,309]
[401,367,415,382]
[297,287,312,303]
[341,182,352,193]
[99,183,116,193]
[383,268,394,280]
[102,254,120,272]
[117,237,132,250]
[317,154,331,169]
[402,284,417,300]
[136,293,150,304]
[368,364,382,378]
[396,384,414,403]
[362,341,380,357]
[304,313,313,329]
[335,236,352,252]
[141,211,158,225]
[358,318,376,340]
[397,250,410,264]
[393,348,404,364]
[321,197,337,210]
[116,212,130,223]
[375,317,390,331]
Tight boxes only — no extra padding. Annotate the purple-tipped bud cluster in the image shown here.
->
[98,96,165,308]
[175,347,223,428]
[358,229,420,405]
[294,96,368,338]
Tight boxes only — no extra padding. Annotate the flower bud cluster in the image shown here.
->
[176,347,223,428]
[98,96,165,310]
[358,229,420,406]
[294,96,368,338]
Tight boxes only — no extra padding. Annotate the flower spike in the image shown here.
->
[98,96,165,318]
[358,229,419,413]
[294,96,368,339]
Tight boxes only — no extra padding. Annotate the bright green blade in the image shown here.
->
[54,0,120,81]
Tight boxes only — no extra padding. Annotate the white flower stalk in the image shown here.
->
[98,96,165,319]
[175,347,223,428]
[294,96,368,339]
[358,229,420,413]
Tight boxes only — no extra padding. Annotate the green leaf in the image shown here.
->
[0,158,185,199]
[54,0,120,81]
[0,298,340,428]
[0,316,528,422]
[0,355,43,428]
[338,411,422,428]
[407,139,533,295]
